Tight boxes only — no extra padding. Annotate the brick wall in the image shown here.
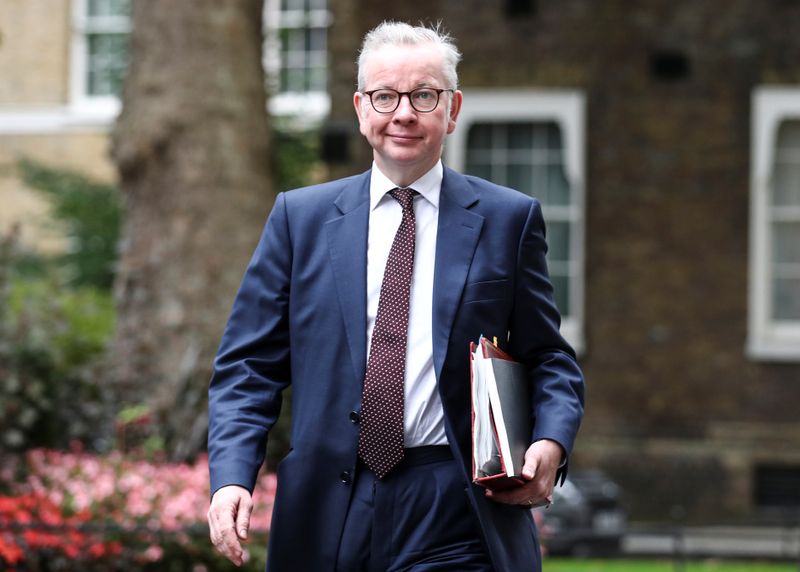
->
[0,0,115,252]
[328,0,800,521]
[0,0,71,105]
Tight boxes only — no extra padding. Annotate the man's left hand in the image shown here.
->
[484,439,563,507]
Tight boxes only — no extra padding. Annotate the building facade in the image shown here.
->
[324,0,800,521]
[0,0,124,252]
[0,0,330,250]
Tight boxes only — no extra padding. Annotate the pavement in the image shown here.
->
[624,526,800,561]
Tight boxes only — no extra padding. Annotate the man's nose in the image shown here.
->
[392,94,417,120]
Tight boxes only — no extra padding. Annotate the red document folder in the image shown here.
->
[470,336,532,491]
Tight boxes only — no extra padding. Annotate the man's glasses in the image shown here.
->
[362,88,454,113]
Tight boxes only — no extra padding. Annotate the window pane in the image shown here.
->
[773,161,800,207]
[287,28,305,53]
[546,163,571,206]
[282,0,304,11]
[773,120,800,207]
[508,123,533,150]
[466,162,492,181]
[280,67,291,93]
[772,277,800,321]
[777,120,800,149]
[547,221,570,263]
[467,124,493,151]
[550,274,570,315]
[545,122,563,151]
[464,119,575,320]
[285,68,305,93]
[87,33,129,96]
[275,0,328,94]
[773,222,800,264]
[89,0,130,17]
[508,163,532,195]
[309,27,326,52]
[280,28,292,53]
[309,66,326,92]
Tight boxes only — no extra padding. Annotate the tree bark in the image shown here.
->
[109,0,272,460]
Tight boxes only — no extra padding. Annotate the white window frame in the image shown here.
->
[69,0,129,117]
[446,89,587,353]
[0,0,128,134]
[262,0,331,123]
[748,86,800,361]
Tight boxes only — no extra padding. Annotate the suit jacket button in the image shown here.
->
[349,411,360,424]
[340,471,352,485]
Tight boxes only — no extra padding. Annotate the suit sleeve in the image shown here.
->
[208,192,292,496]
[508,199,585,478]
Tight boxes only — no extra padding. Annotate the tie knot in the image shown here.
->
[389,188,417,212]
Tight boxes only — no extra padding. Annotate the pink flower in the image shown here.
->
[0,447,278,562]
[143,544,164,561]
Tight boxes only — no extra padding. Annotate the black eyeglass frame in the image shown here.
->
[361,88,455,114]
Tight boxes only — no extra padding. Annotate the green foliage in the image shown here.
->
[19,158,121,289]
[0,230,114,451]
[113,404,166,457]
[2,127,318,458]
[0,160,120,451]
[271,122,320,193]
[543,559,796,572]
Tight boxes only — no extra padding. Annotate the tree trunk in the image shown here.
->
[109,0,272,460]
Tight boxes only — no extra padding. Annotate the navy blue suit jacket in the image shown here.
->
[208,166,585,571]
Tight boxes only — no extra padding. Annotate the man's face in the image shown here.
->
[353,44,463,186]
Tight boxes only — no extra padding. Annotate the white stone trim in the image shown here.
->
[0,105,118,135]
[445,89,587,353]
[747,86,800,361]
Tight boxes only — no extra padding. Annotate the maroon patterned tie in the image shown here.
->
[358,188,417,478]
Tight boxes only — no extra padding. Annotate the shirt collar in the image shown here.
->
[369,161,442,211]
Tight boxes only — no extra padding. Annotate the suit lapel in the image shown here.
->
[326,168,484,388]
[326,172,371,385]
[432,168,484,381]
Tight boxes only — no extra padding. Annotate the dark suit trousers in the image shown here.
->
[335,446,493,572]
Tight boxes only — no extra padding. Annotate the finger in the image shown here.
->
[485,473,553,506]
[209,499,244,565]
[521,451,539,480]
[222,503,245,565]
[236,497,254,540]
[485,484,534,505]
[219,523,244,565]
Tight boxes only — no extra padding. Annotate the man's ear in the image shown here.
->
[447,90,463,135]
[353,92,366,119]
[353,91,368,134]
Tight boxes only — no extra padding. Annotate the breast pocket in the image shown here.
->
[461,278,510,304]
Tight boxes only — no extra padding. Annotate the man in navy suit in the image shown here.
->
[208,21,584,571]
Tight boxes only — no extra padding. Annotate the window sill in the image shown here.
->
[746,335,800,362]
[0,101,120,135]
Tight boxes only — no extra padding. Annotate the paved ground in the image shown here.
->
[624,526,800,561]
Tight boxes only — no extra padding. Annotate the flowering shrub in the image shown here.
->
[0,493,122,567]
[0,228,114,453]
[0,447,276,570]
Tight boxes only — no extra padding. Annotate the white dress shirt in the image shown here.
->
[367,161,448,447]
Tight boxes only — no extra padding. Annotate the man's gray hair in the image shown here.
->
[357,21,462,91]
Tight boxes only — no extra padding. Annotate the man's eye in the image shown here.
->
[414,90,434,100]
[375,92,396,102]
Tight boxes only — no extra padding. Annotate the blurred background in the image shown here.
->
[1,0,799,570]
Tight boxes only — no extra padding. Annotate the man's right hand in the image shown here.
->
[208,485,253,566]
